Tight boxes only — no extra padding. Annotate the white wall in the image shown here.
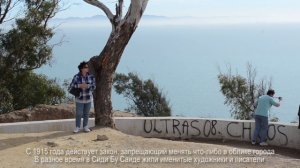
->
[114,117,300,150]
[0,119,95,133]
[0,117,299,150]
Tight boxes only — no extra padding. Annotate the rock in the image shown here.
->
[67,137,75,140]
[95,135,109,141]
[47,141,58,147]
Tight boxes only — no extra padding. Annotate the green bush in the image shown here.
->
[113,72,171,117]
[218,64,272,120]
[0,87,14,114]
[8,72,65,111]
[0,0,63,114]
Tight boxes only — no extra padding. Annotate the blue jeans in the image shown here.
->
[252,115,269,143]
[75,102,91,128]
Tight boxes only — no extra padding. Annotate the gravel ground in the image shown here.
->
[0,127,300,168]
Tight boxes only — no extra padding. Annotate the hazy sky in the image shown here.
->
[55,0,300,23]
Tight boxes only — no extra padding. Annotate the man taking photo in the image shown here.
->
[252,89,281,146]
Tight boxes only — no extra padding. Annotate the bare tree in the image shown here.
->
[218,63,272,120]
[83,0,149,127]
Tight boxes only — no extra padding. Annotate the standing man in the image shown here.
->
[252,89,281,146]
[69,61,96,133]
[298,105,300,129]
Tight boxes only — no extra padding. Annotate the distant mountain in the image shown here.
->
[53,15,265,27]
[142,15,168,19]
[53,15,169,22]
[49,15,175,28]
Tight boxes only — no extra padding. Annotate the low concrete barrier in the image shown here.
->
[0,119,95,133]
[114,117,300,150]
[0,117,299,150]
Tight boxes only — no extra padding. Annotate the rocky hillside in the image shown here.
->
[0,104,137,123]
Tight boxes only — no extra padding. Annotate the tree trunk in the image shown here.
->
[93,67,114,127]
[91,23,136,127]
[84,0,149,127]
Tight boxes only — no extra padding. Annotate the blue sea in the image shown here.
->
[36,21,300,123]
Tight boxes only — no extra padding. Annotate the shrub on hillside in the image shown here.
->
[113,72,171,117]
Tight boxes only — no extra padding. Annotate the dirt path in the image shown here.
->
[0,127,299,168]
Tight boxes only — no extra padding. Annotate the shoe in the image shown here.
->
[73,127,80,133]
[83,126,91,132]
[251,141,256,145]
[259,142,268,146]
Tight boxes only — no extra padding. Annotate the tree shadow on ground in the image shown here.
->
[0,126,108,151]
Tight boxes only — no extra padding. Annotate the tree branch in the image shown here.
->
[123,0,148,24]
[115,0,123,22]
[43,0,60,29]
[0,0,12,24]
[83,0,114,23]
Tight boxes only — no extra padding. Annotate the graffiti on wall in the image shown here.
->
[143,119,288,145]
